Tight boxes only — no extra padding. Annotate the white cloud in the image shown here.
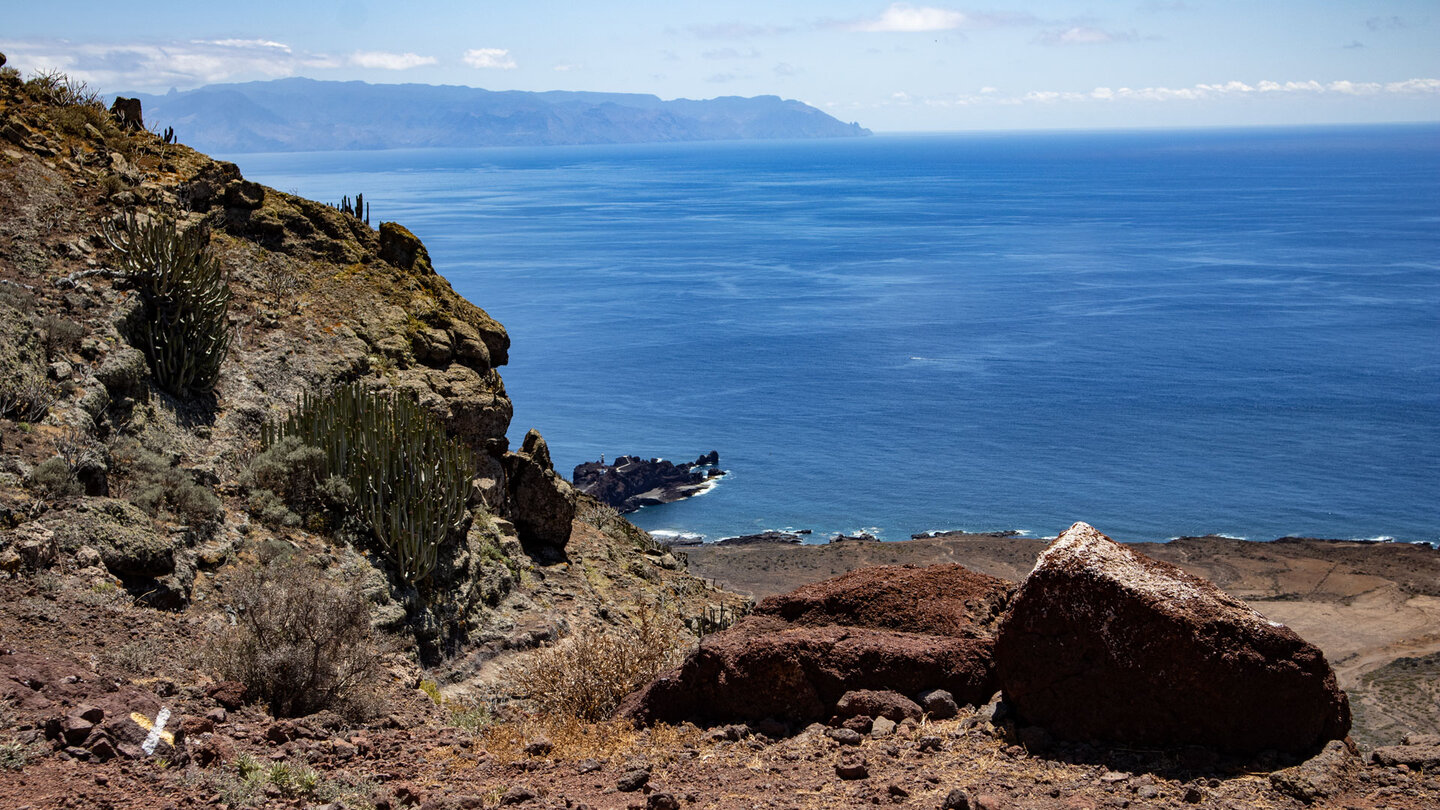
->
[199,39,292,52]
[0,37,340,91]
[851,4,970,33]
[553,63,581,72]
[349,51,435,70]
[1038,26,1138,45]
[463,48,517,69]
[881,77,1440,110]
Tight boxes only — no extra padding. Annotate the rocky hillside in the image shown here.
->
[0,48,747,760]
[1,60,1438,810]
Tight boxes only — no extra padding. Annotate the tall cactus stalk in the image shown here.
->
[263,383,475,584]
[102,213,231,397]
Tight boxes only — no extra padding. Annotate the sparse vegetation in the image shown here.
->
[23,69,101,108]
[261,383,476,584]
[108,437,222,528]
[511,602,686,721]
[209,557,388,719]
[102,212,232,397]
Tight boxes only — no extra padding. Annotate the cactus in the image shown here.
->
[263,383,476,584]
[102,213,231,397]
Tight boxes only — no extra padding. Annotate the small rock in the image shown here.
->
[499,785,537,806]
[834,754,869,780]
[887,783,909,798]
[942,788,973,810]
[827,727,863,746]
[646,793,680,810]
[207,681,246,710]
[918,688,959,720]
[523,737,553,757]
[842,715,873,734]
[871,716,897,738]
[917,735,944,752]
[616,769,650,792]
[1136,785,1159,800]
[576,758,602,774]
[1183,786,1203,803]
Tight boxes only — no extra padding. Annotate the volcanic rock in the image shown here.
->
[109,97,143,131]
[572,452,724,513]
[753,563,1011,637]
[503,429,575,557]
[621,564,1012,727]
[994,522,1350,755]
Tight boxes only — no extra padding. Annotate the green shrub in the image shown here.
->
[108,438,222,527]
[102,213,231,397]
[262,384,475,584]
[26,457,82,499]
[210,557,386,719]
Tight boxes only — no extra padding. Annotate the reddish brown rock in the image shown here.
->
[753,563,1012,638]
[834,689,923,722]
[994,522,1350,755]
[618,615,995,726]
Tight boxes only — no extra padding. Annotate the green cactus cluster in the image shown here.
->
[102,213,231,397]
[262,383,476,584]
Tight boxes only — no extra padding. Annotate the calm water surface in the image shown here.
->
[228,125,1440,544]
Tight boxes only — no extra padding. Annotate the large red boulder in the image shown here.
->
[618,616,995,726]
[994,522,1350,756]
[753,563,1010,638]
[619,564,1012,727]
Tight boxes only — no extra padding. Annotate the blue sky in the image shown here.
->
[3,1,1437,131]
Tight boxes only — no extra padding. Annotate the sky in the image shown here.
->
[3,1,1438,131]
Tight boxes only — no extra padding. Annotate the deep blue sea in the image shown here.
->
[227,125,1440,545]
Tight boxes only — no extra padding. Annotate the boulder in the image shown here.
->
[379,221,433,274]
[753,563,1011,638]
[45,498,172,578]
[834,689,922,722]
[502,429,574,556]
[109,97,143,131]
[617,615,995,726]
[994,522,1350,755]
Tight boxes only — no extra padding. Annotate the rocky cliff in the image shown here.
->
[0,64,740,670]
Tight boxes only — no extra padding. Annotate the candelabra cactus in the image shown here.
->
[102,213,231,397]
[262,383,476,584]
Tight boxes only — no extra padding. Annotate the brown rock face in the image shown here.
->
[994,522,1350,755]
[753,563,1011,638]
[619,616,995,726]
[502,429,575,557]
[619,563,1012,728]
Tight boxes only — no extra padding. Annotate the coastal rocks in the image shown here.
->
[572,452,724,513]
[715,530,807,546]
[752,564,1011,638]
[994,522,1350,756]
[502,429,575,558]
[619,563,1010,728]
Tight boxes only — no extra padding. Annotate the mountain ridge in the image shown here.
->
[124,77,871,153]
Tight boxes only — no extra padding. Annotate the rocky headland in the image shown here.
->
[572,452,724,514]
[0,58,1437,809]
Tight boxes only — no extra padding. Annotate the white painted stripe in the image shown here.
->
[141,707,171,755]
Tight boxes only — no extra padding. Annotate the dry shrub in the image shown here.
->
[512,602,686,721]
[482,714,703,766]
[210,557,387,719]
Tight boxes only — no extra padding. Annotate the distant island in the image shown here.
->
[123,77,871,153]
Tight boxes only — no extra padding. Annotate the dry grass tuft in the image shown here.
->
[510,601,687,721]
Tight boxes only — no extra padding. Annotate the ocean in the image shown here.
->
[226,124,1440,545]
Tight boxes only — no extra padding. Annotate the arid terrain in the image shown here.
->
[1,58,1437,810]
